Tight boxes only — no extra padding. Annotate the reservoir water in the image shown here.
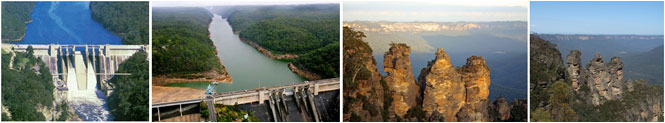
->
[14,1,118,121]
[164,15,306,92]
[15,1,121,45]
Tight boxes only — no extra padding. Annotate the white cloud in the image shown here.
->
[344,0,527,22]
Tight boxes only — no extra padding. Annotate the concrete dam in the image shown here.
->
[152,78,340,122]
[4,44,148,120]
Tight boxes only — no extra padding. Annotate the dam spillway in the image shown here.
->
[4,44,148,121]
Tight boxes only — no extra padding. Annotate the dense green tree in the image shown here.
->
[2,48,54,121]
[226,4,340,78]
[342,27,373,90]
[531,108,553,122]
[547,81,579,122]
[293,43,339,78]
[226,4,339,33]
[106,51,149,121]
[1,2,35,41]
[239,18,339,54]
[152,8,225,76]
[90,2,149,45]
[199,102,258,122]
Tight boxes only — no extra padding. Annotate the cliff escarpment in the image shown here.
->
[344,27,526,122]
[383,43,421,118]
[418,48,491,122]
[343,27,385,121]
[530,34,664,122]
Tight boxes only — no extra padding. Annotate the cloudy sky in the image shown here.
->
[343,0,528,22]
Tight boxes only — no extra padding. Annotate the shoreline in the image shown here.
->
[152,72,232,86]
[238,37,299,60]
[150,16,234,86]
[288,63,322,80]
[1,19,33,42]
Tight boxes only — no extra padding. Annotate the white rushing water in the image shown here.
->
[66,52,110,121]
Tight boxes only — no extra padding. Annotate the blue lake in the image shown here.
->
[14,1,121,45]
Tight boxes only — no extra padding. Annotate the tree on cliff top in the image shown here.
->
[547,81,579,122]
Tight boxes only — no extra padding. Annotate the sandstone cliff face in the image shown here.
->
[622,80,663,122]
[584,53,624,105]
[419,48,465,121]
[562,51,663,122]
[566,50,583,91]
[342,27,385,121]
[384,43,420,117]
[457,56,491,122]
[419,48,490,122]
[493,97,511,121]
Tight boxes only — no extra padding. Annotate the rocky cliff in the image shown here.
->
[345,27,527,121]
[583,53,624,105]
[529,34,568,110]
[531,34,664,122]
[491,97,511,121]
[530,34,567,90]
[418,48,490,122]
[342,27,385,121]
[419,48,465,121]
[566,50,583,91]
[456,56,491,122]
[383,43,420,117]
[622,80,664,122]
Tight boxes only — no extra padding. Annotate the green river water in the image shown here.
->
[164,14,306,92]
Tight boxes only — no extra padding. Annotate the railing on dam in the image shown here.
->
[3,44,148,57]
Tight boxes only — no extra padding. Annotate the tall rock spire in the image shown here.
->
[383,43,420,117]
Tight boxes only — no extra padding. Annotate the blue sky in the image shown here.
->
[344,0,527,22]
[531,1,664,35]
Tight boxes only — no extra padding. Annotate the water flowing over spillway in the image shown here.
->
[65,51,110,121]
[15,1,120,121]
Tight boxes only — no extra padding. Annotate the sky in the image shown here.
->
[343,0,528,22]
[152,0,337,7]
[530,1,664,35]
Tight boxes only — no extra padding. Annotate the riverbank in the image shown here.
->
[1,19,32,42]
[238,37,299,60]
[288,63,321,80]
[152,46,233,86]
[152,86,205,104]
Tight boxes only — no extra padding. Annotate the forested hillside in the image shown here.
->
[292,43,340,78]
[90,2,149,45]
[106,51,149,121]
[240,18,338,54]
[152,7,226,76]
[225,4,339,32]
[222,4,340,79]
[1,2,35,41]
[1,47,54,121]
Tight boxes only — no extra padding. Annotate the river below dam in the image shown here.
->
[164,14,306,92]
